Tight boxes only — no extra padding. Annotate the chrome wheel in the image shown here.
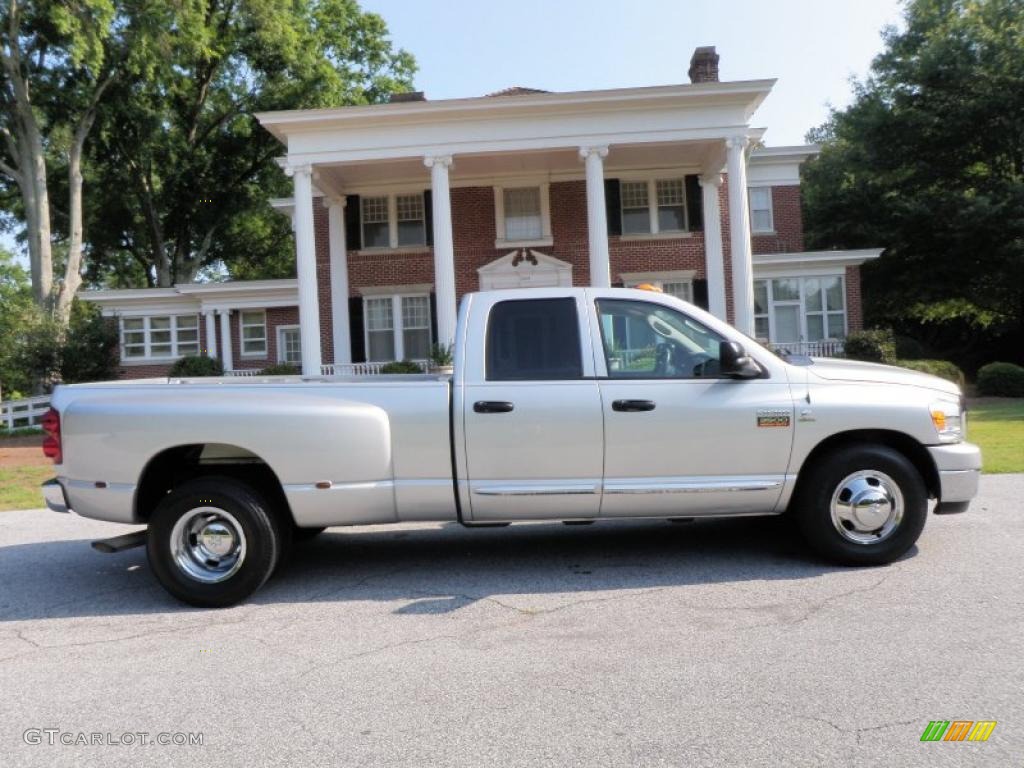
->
[830,470,904,544]
[170,507,247,584]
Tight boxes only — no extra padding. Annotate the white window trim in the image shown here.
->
[276,324,302,364]
[748,186,775,234]
[619,176,690,237]
[754,275,847,343]
[360,191,428,251]
[238,309,268,358]
[363,292,433,362]
[493,183,552,249]
[118,313,200,363]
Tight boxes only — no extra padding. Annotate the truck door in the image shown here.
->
[460,294,604,521]
[591,295,795,517]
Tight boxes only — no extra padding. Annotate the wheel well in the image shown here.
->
[791,430,940,503]
[134,443,294,525]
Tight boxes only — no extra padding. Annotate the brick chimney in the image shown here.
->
[688,46,720,84]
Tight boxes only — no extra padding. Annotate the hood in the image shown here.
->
[805,358,961,397]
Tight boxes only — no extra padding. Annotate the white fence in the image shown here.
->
[772,340,845,358]
[1,395,51,429]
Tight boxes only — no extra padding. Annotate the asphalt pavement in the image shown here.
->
[1,475,1021,767]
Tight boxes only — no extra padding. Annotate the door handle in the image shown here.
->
[474,400,515,414]
[612,399,656,412]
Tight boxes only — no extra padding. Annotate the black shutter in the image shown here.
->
[604,179,621,236]
[692,279,709,310]
[348,296,366,363]
[345,194,362,250]
[423,190,433,246]
[429,293,438,346]
[685,175,703,232]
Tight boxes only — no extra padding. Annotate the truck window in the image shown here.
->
[597,298,725,379]
[486,298,583,381]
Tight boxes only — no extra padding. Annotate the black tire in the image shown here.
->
[794,444,927,566]
[293,526,327,542]
[147,476,285,607]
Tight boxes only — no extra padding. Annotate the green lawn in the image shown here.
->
[0,465,53,512]
[969,398,1024,474]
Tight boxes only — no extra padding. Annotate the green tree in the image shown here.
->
[802,0,1024,370]
[83,0,415,286]
[0,248,36,397]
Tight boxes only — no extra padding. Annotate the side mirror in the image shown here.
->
[719,341,761,379]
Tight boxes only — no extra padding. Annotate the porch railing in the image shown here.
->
[1,395,51,429]
[772,340,845,358]
[224,369,263,377]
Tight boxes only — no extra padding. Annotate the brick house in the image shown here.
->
[84,48,880,378]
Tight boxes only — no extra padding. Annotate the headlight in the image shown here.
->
[930,400,964,443]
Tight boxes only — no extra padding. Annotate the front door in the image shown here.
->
[593,297,795,517]
[462,296,604,521]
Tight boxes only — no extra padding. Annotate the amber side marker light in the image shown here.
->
[930,409,947,432]
[41,407,62,464]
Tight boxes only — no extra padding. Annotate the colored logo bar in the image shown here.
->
[920,721,997,742]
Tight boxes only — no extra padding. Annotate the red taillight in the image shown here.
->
[41,407,62,464]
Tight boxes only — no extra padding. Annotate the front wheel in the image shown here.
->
[147,476,285,607]
[795,445,928,566]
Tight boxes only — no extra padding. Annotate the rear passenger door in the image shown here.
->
[461,295,604,521]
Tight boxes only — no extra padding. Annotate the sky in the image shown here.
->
[361,0,906,145]
[2,0,905,260]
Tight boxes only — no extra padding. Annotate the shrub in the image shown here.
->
[893,359,965,388]
[61,303,119,384]
[429,342,454,367]
[380,360,423,374]
[843,329,896,363]
[893,334,926,360]
[260,363,301,376]
[976,362,1024,397]
[169,355,224,377]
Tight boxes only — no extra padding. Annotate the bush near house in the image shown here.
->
[893,359,965,388]
[976,363,1024,398]
[169,356,224,377]
[381,361,423,374]
[844,329,897,364]
[260,363,301,376]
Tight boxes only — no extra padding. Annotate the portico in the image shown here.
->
[257,75,773,375]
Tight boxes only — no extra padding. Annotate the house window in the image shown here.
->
[239,310,267,356]
[364,293,433,362]
[503,188,543,241]
[623,276,693,303]
[749,187,774,232]
[754,276,847,344]
[621,178,688,235]
[494,184,551,247]
[277,326,302,365]
[620,181,650,234]
[361,193,426,249]
[361,196,390,248]
[119,315,200,361]
[396,194,426,246]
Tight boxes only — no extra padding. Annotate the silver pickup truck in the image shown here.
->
[41,287,981,607]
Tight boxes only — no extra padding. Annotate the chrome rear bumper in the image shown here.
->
[41,478,71,514]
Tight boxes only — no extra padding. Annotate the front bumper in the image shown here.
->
[928,442,982,513]
[41,478,71,514]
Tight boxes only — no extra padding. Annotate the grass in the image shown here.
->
[0,465,54,512]
[0,427,44,439]
[968,398,1024,474]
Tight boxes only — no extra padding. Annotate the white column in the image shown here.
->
[726,136,755,335]
[579,146,611,287]
[287,162,323,376]
[699,173,727,321]
[218,310,233,371]
[327,197,351,365]
[203,311,218,359]
[425,155,457,348]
